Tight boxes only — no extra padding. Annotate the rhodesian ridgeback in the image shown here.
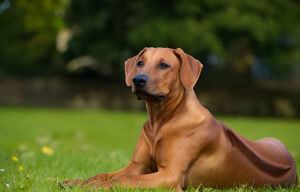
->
[64,47,298,190]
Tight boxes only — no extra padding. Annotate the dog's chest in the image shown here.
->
[143,125,177,168]
[143,127,159,159]
[143,125,167,158]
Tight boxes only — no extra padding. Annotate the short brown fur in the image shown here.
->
[64,47,298,190]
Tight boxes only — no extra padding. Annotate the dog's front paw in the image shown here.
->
[62,178,83,187]
[84,173,108,184]
[81,174,110,189]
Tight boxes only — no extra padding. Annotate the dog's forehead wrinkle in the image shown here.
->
[144,48,178,66]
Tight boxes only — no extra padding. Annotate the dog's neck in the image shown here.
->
[145,86,196,132]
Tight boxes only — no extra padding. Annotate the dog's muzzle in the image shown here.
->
[132,74,165,102]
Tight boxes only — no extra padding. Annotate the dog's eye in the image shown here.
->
[137,61,143,67]
[159,63,170,69]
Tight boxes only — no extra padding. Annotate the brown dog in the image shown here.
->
[64,47,298,190]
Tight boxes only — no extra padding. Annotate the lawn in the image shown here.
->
[0,107,299,191]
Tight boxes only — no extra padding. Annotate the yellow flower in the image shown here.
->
[12,156,19,162]
[18,165,23,171]
[42,146,54,155]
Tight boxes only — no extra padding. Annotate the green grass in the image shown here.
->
[0,107,299,191]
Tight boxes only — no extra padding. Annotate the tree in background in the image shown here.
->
[0,0,67,76]
[0,0,299,84]
[65,0,300,85]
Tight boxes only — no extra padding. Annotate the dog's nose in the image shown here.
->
[132,74,148,87]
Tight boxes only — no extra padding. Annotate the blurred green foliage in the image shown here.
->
[0,0,299,81]
[0,0,66,76]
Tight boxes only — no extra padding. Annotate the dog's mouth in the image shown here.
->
[134,90,165,102]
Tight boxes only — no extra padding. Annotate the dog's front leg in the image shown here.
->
[88,169,183,191]
[63,160,151,188]
[83,160,152,183]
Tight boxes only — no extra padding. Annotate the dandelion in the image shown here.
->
[19,165,23,171]
[42,146,54,155]
[12,156,19,162]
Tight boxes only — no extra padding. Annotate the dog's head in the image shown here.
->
[125,47,203,102]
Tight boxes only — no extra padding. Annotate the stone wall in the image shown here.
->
[0,78,299,118]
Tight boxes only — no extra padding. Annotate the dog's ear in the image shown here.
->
[124,48,147,86]
[125,55,137,86]
[174,48,203,89]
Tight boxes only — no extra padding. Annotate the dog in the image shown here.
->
[64,47,298,190]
